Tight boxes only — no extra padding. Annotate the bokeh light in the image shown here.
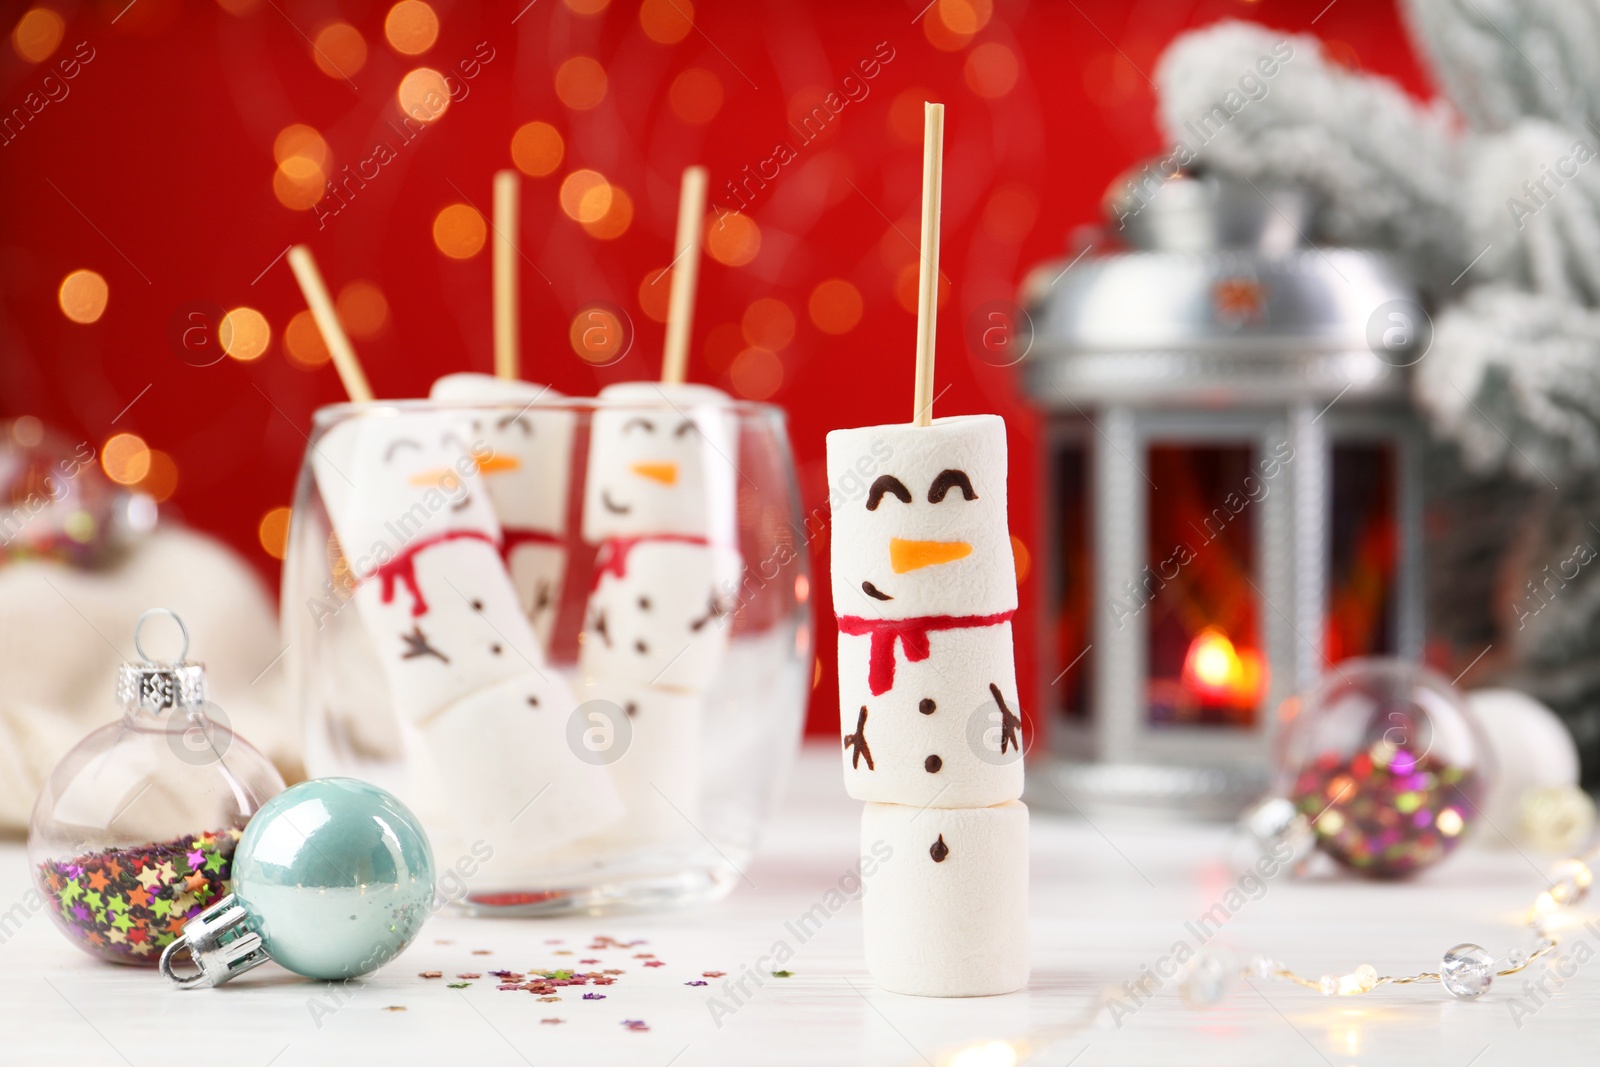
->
[568,305,627,365]
[274,124,328,170]
[58,269,108,324]
[670,68,723,123]
[923,1,975,51]
[638,268,672,323]
[337,280,389,338]
[397,67,450,122]
[11,416,44,448]
[433,203,486,258]
[11,7,64,63]
[555,56,607,110]
[741,298,795,351]
[1011,535,1030,584]
[639,0,694,44]
[101,433,150,486]
[139,450,179,503]
[706,212,760,267]
[385,1,438,56]
[982,184,1039,242]
[258,506,292,560]
[888,89,934,144]
[272,155,326,211]
[284,309,330,367]
[730,347,783,400]
[220,306,271,361]
[582,185,633,239]
[965,42,1019,98]
[312,21,366,79]
[809,279,863,334]
[938,0,992,35]
[510,121,564,177]
[563,0,609,13]
[559,169,613,223]
[895,262,951,314]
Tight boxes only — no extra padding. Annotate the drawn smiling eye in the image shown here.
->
[384,438,422,462]
[866,475,912,510]
[928,469,976,503]
[496,412,533,435]
[674,419,698,437]
[623,417,655,434]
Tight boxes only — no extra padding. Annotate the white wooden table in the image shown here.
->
[2,744,1593,1066]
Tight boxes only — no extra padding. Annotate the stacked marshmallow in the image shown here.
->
[575,382,742,848]
[826,414,1029,997]
[428,373,578,652]
[311,409,622,867]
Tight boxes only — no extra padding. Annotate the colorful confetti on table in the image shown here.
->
[35,828,241,965]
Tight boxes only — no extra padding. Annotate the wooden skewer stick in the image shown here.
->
[287,245,374,403]
[912,102,944,428]
[661,165,709,386]
[493,169,520,381]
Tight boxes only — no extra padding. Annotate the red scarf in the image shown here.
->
[836,609,1016,696]
[592,534,711,589]
[499,527,561,568]
[367,529,497,617]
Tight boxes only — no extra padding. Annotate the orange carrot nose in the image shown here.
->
[476,453,521,475]
[407,466,457,488]
[890,538,973,573]
[630,461,679,486]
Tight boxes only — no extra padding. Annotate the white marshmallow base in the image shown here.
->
[422,672,626,863]
[839,623,1024,808]
[563,682,704,853]
[861,800,1029,997]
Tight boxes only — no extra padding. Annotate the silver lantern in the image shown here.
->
[1018,167,1427,818]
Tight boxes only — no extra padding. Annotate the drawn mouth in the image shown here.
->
[451,492,472,512]
[601,489,632,515]
[862,581,893,602]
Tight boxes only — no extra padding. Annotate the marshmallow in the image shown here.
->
[572,682,704,851]
[424,672,626,863]
[839,622,1024,808]
[312,409,501,568]
[309,408,626,857]
[582,382,738,544]
[428,374,578,648]
[861,800,1029,997]
[578,540,742,692]
[826,415,1017,621]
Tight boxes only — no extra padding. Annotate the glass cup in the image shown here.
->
[284,397,810,915]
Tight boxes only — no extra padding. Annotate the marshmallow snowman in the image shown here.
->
[826,415,1023,805]
[579,382,743,696]
[581,382,739,544]
[828,412,1029,998]
[429,374,578,649]
[310,409,623,852]
[861,800,1030,997]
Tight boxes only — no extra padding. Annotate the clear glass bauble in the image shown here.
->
[1277,658,1493,879]
[26,616,285,965]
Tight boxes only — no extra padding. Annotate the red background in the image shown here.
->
[0,0,1433,736]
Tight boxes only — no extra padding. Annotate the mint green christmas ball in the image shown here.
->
[231,778,435,980]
